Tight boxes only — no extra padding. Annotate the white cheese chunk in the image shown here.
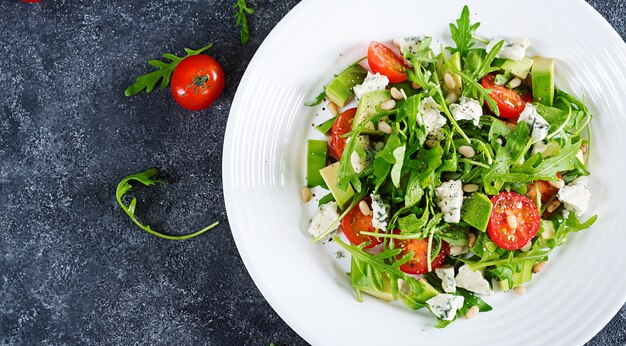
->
[393,36,428,56]
[435,267,457,293]
[370,193,390,231]
[306,202,340,238]
[426,293,464,321]
[455,264,493,296]
[486,37,530,61]
[349,135,383,174]
[518,103,550,143]
[558,176,591,217]
[353,72,389,100]
[418,96,447,139]
[435,180,463,223]
[450,97,483,127]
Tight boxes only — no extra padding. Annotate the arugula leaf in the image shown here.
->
[482,123,530,195]
[115,168,219,240]
[455,288,493,315]
[234,0,254,45]
[125,43,213,96]
[447,5,481,57]
[404,171,425,208]
[305,88,327,107]
[391,146,407,188]
[472,41,503,80]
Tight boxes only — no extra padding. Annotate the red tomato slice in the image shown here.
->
[488,192,541,250]
[341,198,383,249]
[397,236,450,275]
[367,41,407,83]
[481,73,532,119]
[329,108,357,160]
[171,54,225,111]
[526,172,563,205]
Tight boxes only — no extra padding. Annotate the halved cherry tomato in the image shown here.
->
[367,41,407,83]
[397,236,450,274]
[341,197,383,249]
[487,192,541,250]
[329,108,357,160]
[171,54,225,111]
[527,172,563,205]
[481,73,532,119]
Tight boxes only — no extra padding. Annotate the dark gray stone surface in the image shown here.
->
[0,0,623,345]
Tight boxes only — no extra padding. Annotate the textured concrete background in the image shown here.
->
[0,0,623,345]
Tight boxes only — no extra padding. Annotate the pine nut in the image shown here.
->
[514,286,527,295]
[463,183,479,193]
[300,186,312,203]
[465,305,480,319]
[547,199,561,213]
[411,82,421,90]
[380,99,396,110]
[549,179,565,189]
[508,77,522,89]
[533,261,546,273]
[458,145,476,158]
[359,200,371,216]
[447,92,458,104]
[496,138,503,145]
[425,139,438,148]
[378,121,392,134]
[581,143,588,155]
[327,101,339,116]
[468,233,477,248]
[444,73,457,90]
[390,87,403,100]
[507,214,518,229]
[520,240,532,252]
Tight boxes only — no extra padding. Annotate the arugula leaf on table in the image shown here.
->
[234,0,254,45]
[116,168,219,240]
[124,43,213,96]
[447,5,481,58]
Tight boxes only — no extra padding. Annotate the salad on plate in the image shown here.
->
[302,6,596,327]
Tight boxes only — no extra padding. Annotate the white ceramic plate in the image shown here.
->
[223,0,626,344]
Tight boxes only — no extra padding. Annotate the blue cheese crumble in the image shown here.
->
[306,202,340,238]
[518,103,550,143]
[350,135,384,174]
[353,72,389,100]
[455,264,493,296]
[393,36,429,56]
[435,180,463,223]
[418,96,447,139]
[435,267,457,293]
[370,193,390,231]
[558,176,591,217]
[486,37,530,61]
[426,293,464,321]
[450,97,483,127]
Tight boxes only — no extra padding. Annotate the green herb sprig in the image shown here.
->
[124,43,213,97]
[446,5,480,58]
[234,0,254,45]
[116,168,219,240]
